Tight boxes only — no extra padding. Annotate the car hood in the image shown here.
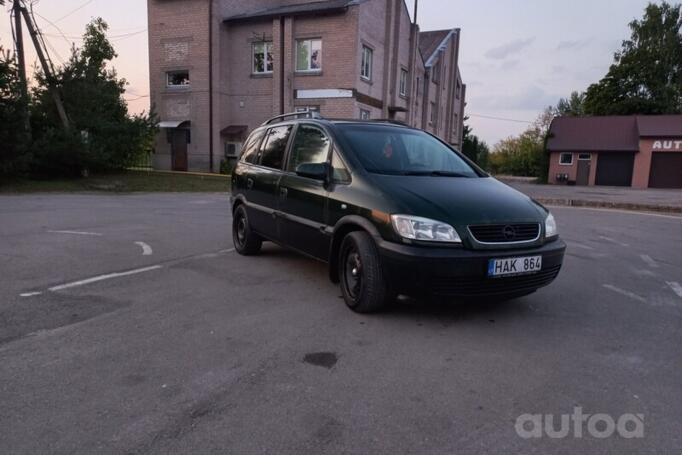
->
[372,175,546,226]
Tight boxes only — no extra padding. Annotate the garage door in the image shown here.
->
[595,152,634,186]
[649,152,682,188]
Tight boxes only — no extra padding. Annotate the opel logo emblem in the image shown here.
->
[502,225,516,240]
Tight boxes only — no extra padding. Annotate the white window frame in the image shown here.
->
[359,109,370,120]
[252,42,273,74]
[361,45,373,81]
[296,39,322,72]
[166,70,190,88]
[559,153,574,165]
[399,69,408,97]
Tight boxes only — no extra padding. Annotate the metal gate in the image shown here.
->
[649,152,682,188]
[595,152,634,187]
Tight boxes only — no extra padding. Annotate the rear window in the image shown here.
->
[335,125,479,177]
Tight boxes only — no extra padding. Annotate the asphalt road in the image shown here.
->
[1,193,680,454]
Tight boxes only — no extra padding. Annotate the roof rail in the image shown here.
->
[261,109,324,126]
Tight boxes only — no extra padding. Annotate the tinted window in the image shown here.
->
[241,129,266,164]
[336,125,479,177]
[287,125,331,172]
[260,125,292,169]
[332,151,351,183]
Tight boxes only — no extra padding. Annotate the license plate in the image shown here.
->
[488,256,542,277]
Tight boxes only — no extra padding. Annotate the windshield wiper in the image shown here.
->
[401,170,471,177]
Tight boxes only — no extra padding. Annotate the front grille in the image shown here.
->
[430,265,562,297]
[468,223,540,243]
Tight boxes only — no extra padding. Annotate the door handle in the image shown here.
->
[246,178,254,189]
[279,187,288,199]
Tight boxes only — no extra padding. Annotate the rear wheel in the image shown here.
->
[338,231,392,313]
[232,205,262,255]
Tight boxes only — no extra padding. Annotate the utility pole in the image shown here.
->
[17,1,70,129]
[12,0,31,137]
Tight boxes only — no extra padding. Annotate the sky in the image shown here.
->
[0,0,661,147]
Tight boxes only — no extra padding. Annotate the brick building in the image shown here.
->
[147,0,466,172]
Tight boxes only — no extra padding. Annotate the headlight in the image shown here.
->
[391,215,461,243]
[545,213,558,238]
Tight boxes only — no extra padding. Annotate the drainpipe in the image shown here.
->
[280,16,285,114]
[208,0,214,172]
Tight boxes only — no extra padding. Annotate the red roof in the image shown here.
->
[547,115,682,152]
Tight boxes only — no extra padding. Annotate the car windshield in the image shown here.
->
[335,124,480,177]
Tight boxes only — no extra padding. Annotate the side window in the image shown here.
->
[260,125,292,169]
[241,129,266,164]
[332,150,351,183]
[287,125,331,172]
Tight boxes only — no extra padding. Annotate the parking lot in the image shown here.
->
[1,193,680,454]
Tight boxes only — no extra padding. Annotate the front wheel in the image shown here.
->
[338,231,392,313]
[232,205,262,255]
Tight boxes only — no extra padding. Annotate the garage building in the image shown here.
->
[547,115,682,189]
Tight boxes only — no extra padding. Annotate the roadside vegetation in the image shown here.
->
[0,18,157,181]
[485,1,682,181]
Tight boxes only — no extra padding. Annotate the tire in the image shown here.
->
[338,231,392,313]
[232,204,262,255]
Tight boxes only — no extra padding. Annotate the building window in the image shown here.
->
[430,102,436,124]
[432,61,440,83]
[296,39,322,72]
[166,70,190,88]
[359,109,370,120]
[578,153,592,160]
[399,69,408,97]
[456,81,461,99]
[361,45,373,80]
[559,153,573,165]
[252,42,273,74]
[295,106,320,113]
[453,113,458,135]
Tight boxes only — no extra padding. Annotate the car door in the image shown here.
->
[246,124,293,241]
[278,124,332,259]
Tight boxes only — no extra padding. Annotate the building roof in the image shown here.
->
[224,0,361,22]
[547,115,682,152]
[418,29,452,66]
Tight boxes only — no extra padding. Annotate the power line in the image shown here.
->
[54,0,95,23]
[467,113,533,124]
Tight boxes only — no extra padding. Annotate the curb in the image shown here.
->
[535,198,682,215]
[129,169,229,178]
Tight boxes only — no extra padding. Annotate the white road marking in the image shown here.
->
[548,205,682,220]
[47,230,102,236]
[640,254,659,268]
[135,241,153,256]
[666,282,682,300]
[566,241,594,250]
[598,235,629,247]
[48,265,163,292]
[602,284,646,303]
[20,292,43,297]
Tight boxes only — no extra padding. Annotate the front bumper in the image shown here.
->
[377,238,566,298]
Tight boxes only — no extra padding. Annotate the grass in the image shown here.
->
[0,170,230,193]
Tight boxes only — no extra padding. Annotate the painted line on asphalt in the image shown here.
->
[602,284,646,303]
[18,247,236,297]
[20,292,43,297]
[548,205,682,220]
[666,282,682,300]
[48,265,163,292]
[135,241,153,256]
[640,254,659,268]
[598,235,629,248]
[47,230,103,236]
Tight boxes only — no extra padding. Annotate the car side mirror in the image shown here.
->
[295,162,329,181]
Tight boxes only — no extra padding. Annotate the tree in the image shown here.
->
[461,118,490,169]
[556,91,586,116]
[0,48,30,176]
[583,2,682,115]
[30,18,157,176]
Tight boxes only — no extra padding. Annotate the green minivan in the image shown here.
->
[231,111,565,313]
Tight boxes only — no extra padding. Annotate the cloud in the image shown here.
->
[484,37,535,60]
[469,85,560,111]
[556,39,592,51]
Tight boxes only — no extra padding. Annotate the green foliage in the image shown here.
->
[488,108,553,181]
[583,2,682,115]
[556,91,586,116]
[0,48,30,176]
[461,119,490,170]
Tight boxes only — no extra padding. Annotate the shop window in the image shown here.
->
[296,39,322,72]
[252,42,273,74]
[166,70,190,88]
[559,153,573,165]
